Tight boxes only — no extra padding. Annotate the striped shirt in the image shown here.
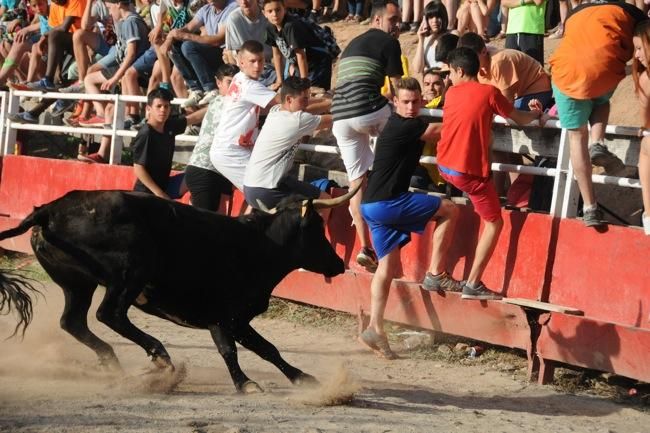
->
[332,29,403,121]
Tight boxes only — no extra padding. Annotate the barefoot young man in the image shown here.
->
[358,77,460,360]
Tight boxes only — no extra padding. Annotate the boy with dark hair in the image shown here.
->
[358,77,459,360]
[436,47,545,300]
[263,0,333,90]
[243,76,333,210]
[132,87,187,198]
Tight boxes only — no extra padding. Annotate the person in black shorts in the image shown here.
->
[357,77,460,360]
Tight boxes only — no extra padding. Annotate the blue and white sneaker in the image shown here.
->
[26,78,57,92]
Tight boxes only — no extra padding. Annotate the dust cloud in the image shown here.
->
[291,363,360,406]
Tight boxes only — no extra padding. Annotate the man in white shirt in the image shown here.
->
[243,76,333,210]
[209,40,279,191]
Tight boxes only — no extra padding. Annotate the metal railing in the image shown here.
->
[0,90,645,223]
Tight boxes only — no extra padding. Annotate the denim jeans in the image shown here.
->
[169,40,223,92]
[347,0,363,16]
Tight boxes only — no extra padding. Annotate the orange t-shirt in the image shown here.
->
[479,48,551,101]
[549,4,636,99]
[437,81,513,178]
[48,0,86,32]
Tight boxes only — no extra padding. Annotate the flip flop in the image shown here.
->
[358,328,398,360]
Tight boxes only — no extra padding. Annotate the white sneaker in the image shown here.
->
[643,213,650,235]
[182,90,204,108]
[198,89,219,106]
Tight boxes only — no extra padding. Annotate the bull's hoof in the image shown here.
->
[292,373,319,388]
[239,380,264,394]
[151,355,174,371]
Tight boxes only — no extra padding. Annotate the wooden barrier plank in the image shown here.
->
[503,298,583,315]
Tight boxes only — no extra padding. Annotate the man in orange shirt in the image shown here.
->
[437,47,544,300]
[549,2,646,227]
[27,0,86,91]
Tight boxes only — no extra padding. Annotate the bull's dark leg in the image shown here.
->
[36,252,120,370]
[60,285,121,370]
[208,324,261,394]
[233,324,318,387]
[96,285,173,369]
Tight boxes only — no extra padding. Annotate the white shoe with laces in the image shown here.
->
[182,89,204,108]
[643,213,650,235]
[198,89,219,106]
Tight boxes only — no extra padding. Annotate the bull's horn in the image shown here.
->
[256,199,277,214]
[312,183,362,210]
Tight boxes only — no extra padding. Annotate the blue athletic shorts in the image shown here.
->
[361,192,441,259]
[552,82,614,129]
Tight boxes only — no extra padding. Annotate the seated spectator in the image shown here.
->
[0,0,49,90]
[549,2,646,227]
[243,76,333,212]
[132,87,187,198]
[209,40,279,191]
[263,0,334,90]
[436,47,545,300]
[411,1,452,76]
[358,77,460,360]
[224,0,276,85]
[185,63,239,211]
[148,0,192,94]
[422,68,446,108]
[501,0,546,65]
[167,0,238,108]
[75,0,150,163]
[631,20,650,234]
[456,0,496,40]
[25,0,86,91]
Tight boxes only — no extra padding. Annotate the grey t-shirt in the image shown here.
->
[225,8,271,59]
[243,105,321,189]
[115,12,151,64]
[195,0,238,37]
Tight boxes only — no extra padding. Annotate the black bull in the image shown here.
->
[0,187,357,393]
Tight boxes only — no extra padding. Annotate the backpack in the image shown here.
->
[291,13,341,60]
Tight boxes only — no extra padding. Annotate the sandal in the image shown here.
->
[358,328,398,360]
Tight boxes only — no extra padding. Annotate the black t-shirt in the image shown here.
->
[266,14,327,67]
[332,29,403,121]
[132,116,187,194]
[363,113,428,203]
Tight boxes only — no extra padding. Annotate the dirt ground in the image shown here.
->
[1,277,648,433]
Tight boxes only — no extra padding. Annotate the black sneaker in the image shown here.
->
[582,206,606,227]
[356,247,378,272]
[461,282,502,300]
[51,99,76,117]
[421,271,462,292]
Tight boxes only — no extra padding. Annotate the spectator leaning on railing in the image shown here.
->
[549,1,647,227]
[330,0,402,273]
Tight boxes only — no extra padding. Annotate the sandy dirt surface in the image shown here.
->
[0,281,648,433]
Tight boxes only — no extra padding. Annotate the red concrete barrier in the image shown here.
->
[1,154,650,383]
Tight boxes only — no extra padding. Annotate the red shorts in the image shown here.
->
[439,170,502,222]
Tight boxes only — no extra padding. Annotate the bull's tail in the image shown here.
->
[0,207,47,242]
[0,207,48,337]
[0,270,40,337]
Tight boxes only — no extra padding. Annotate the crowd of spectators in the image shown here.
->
[0,0,649,355]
